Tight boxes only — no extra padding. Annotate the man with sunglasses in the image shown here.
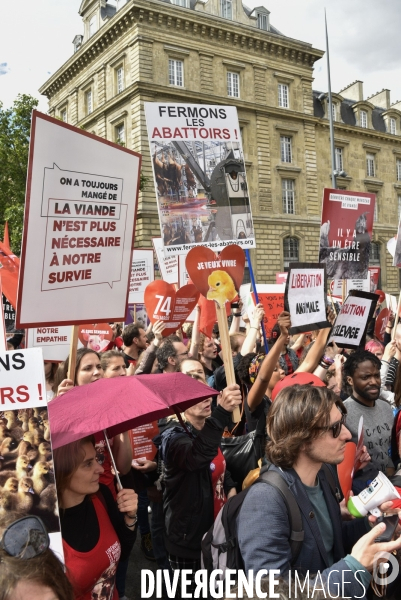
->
[238,384,401,598]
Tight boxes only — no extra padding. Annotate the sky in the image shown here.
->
[1,0,401,112]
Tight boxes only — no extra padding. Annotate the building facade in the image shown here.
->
[39,0,401,293]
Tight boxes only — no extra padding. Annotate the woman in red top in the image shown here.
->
[57,348,132,495]
[54,436,137,600]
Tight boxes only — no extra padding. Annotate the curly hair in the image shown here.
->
[155,336,181,371]
[266,385,346,469]
[236,352,257,386]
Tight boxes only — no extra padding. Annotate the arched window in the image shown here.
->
[283,237,299,270]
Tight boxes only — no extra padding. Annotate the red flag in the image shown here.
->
[0,240,20,309]
[198,295,216,338]
[3,222,10,250]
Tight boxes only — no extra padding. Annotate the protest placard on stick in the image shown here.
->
[186,245,245,422]
[145,103,256,255]
[144,280,200,336]
[27,325,84,361]
[328,290,378,349]
[129,248,154,304]
[152,237,178,284]
[319,189,375,280]
[0,347,63,558]
[284,263,330,334]
[17,111,141,328]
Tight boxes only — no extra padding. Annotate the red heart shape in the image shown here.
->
[144,281,200,336]
[78,323,113,353]
[185,245,245,305]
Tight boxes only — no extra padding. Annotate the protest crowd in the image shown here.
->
[3,295,401,600]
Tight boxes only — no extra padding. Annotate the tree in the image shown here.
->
[0,94,38,253]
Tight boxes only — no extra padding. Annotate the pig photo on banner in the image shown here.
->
[284,263,330,334]
[319,189,375,280]
[328,290,378,349]
[144,103,256,255]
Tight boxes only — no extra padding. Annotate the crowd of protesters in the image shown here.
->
[4,302,401,600]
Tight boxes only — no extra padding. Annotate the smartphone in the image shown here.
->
[375,514,399,543]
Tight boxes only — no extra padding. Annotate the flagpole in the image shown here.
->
[325,9,337,190]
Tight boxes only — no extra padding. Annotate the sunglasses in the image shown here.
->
[0,516,49,559]
[317,411,347,439]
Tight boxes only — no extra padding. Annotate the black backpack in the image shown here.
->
[201,463,340,585]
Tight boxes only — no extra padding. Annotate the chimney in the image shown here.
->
[367,89,390,109]
[391,100,401,111]
[339,81,363,102]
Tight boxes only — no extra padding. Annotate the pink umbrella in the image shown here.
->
[48,372,218,450]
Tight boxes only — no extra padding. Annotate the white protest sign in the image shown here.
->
[27,326,84,362]
[0,347,46,408]
[0,346,63,559]
[285,264,329,333]
[346,277,370,294]
[145,103,256,255]
[129,248,155,304]
[17,111,141,327]
[178,255,196,322]
[328,292,377,348]
[152,237,178,284]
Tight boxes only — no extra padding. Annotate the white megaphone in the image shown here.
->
[347,472,401,518]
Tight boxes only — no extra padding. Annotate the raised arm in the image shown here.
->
[240,303,265,357]
[247,311,290,411]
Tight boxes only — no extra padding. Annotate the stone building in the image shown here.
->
[39,0,401,292]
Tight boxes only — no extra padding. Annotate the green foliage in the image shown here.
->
[0,94,38,253]
[139,171,149,192]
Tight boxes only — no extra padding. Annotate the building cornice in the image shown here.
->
[316,119,401,145]
[39,0,324,99]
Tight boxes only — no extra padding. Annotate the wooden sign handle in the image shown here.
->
[392,291,401,341]
[215,303,241,423]
[67,325,79,383]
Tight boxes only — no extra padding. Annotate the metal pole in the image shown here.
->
[325,9,337,190]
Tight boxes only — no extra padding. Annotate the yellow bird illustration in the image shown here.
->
[206,270,237,305]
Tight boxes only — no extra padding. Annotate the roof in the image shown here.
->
[313,90,387,131]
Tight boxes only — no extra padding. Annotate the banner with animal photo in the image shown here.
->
[328,290,378,349]
[144,103,256,255]
[284,263,330,334]
[319,189,375,280]
[125,303,150,328]
[0,347,63,559]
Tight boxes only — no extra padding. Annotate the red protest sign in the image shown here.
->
[144,280,200,336]
[375,308,390,342]
[253,285,285,338]
[319,189,375,280]
[78,323,113,352]
[130,422,159,462]
[185,245,245,306]
[375,289,385,306]
[337,442,356,503]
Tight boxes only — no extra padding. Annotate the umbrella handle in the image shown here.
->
[103,430,122,491]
